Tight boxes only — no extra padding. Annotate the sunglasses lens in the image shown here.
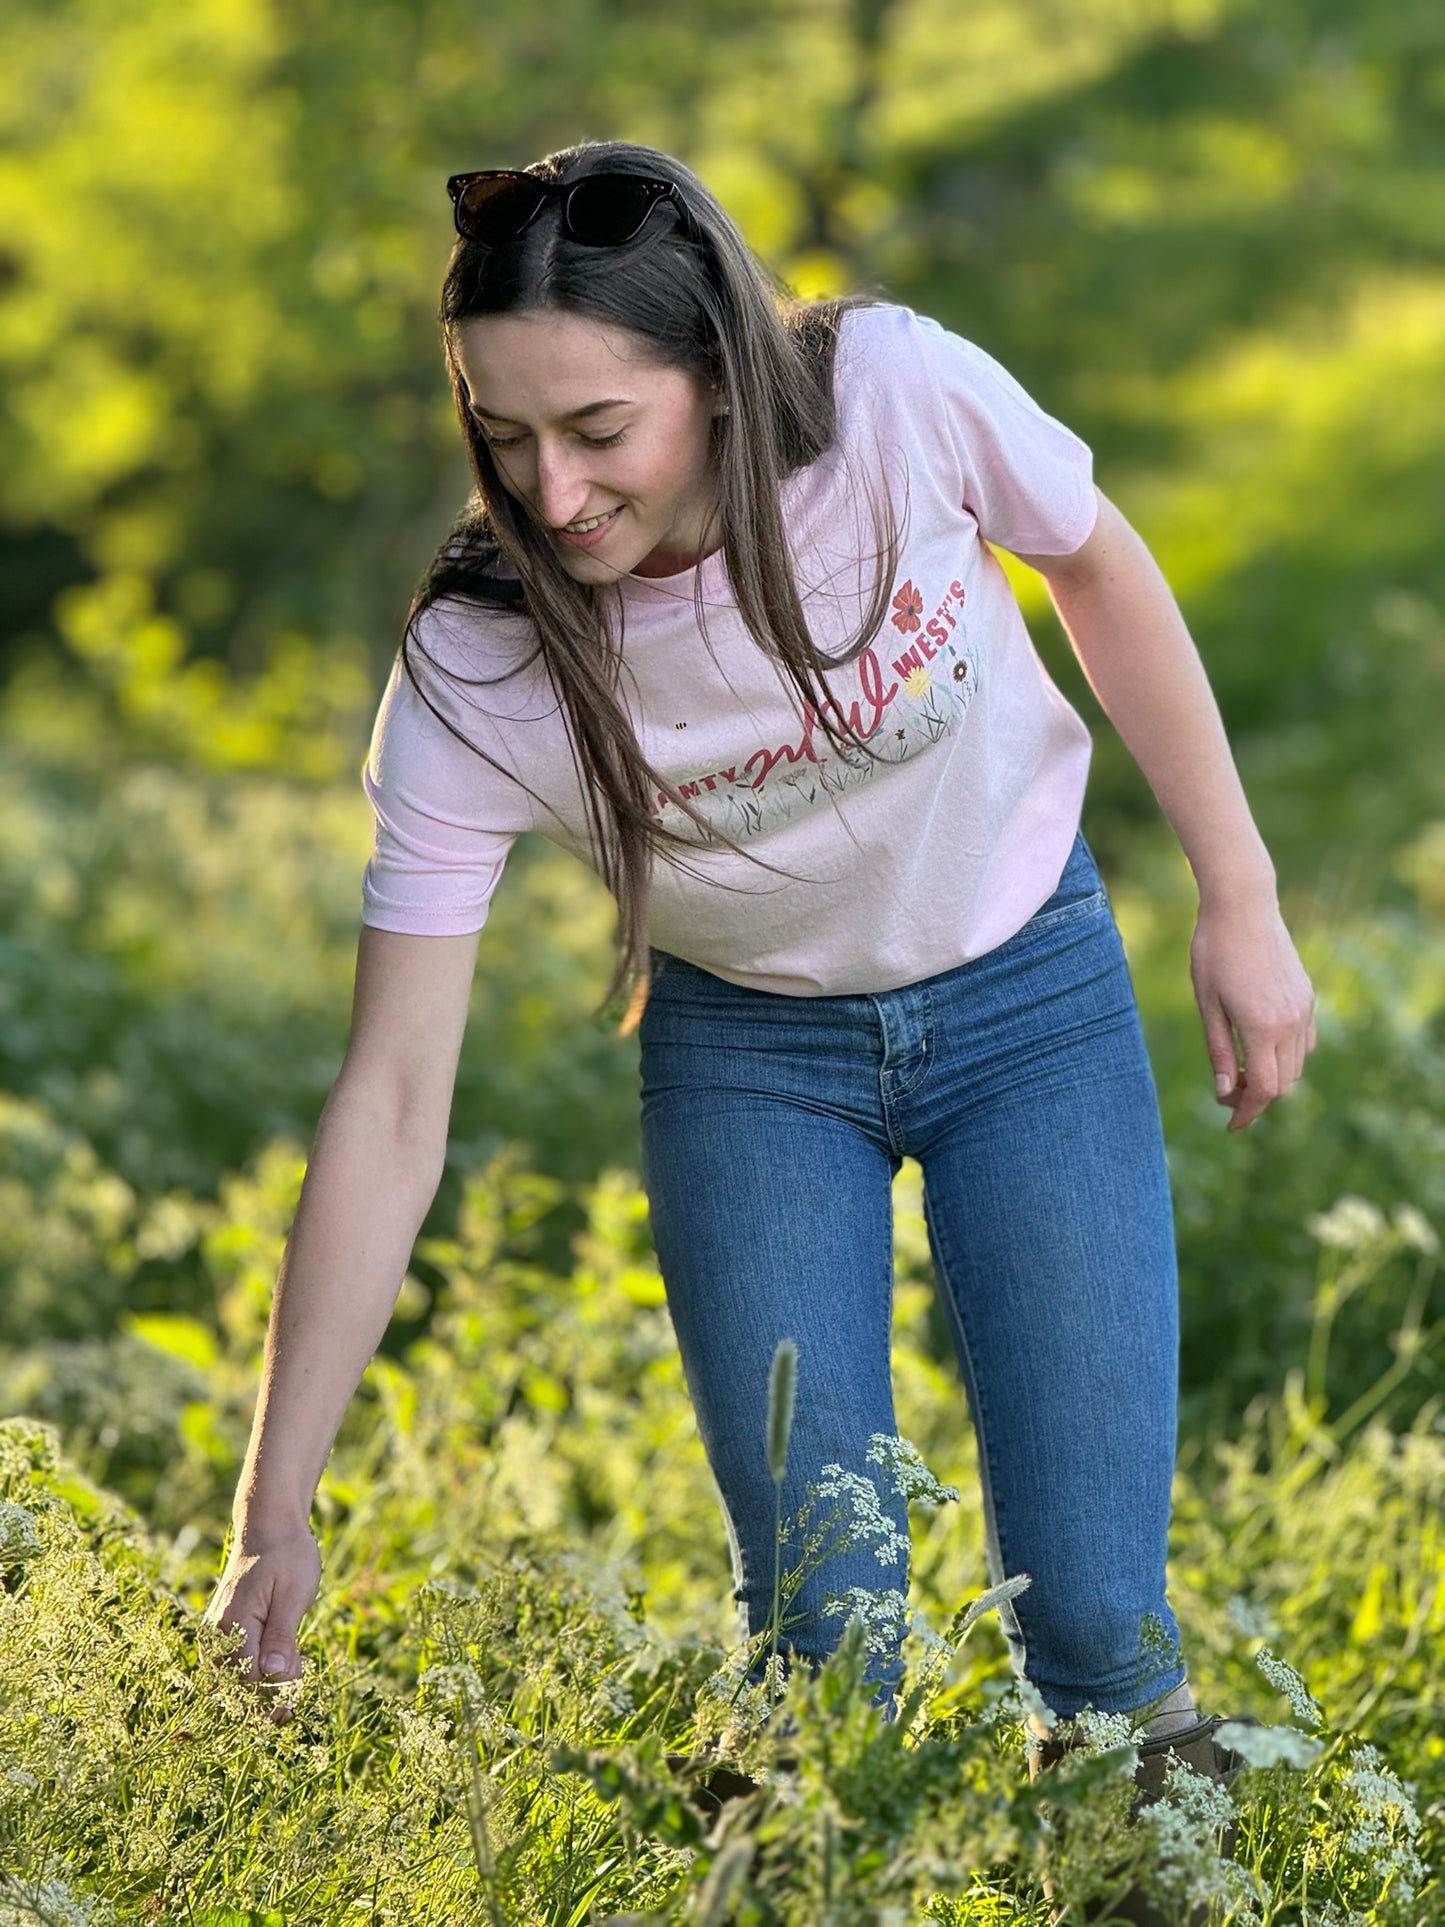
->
[566,176,662,245]
[454,173,548,243]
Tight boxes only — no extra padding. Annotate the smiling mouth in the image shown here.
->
[556,506,622,534]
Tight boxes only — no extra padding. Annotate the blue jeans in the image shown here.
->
[637,829,1186,1720]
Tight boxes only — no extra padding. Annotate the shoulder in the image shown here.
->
[836,299,930,371]
[839,302,1086,461]
[407,592,539,689]
[833,301,991,422]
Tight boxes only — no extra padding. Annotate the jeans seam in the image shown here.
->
[921,1186,1029,1675]
[878,988,934,1142]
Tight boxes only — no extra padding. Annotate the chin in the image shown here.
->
[557,548,634,579]
[561,538,650,579]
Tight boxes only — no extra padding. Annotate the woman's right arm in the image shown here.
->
[204,923,482,1695]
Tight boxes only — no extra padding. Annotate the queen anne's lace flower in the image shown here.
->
[814,1464,909,1567]
[397,1707,455,1778]
[1255,1647,1323,1727]
[822,1585,913,1657]
[1215,1721,1323,1771]
[865,1433,960,1507]
[1136,1758,1256,1920]
[1074,1707,1146,1756]
[0,1502,41,1561]
[0,1873,115,1926]
[418,1664,528,1747]
[1341,1745,1427,1904]
[1391,1203,1439,1252]
[1226,1593,1277,1641]
[1306,1195,1389,1249]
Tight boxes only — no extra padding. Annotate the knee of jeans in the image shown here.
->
[1023,1594,1183,1712]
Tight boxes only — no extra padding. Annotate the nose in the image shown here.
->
[531,440,594,530]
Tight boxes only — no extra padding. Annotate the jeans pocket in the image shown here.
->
[1015,832,1110,936]
[1023,885,1109,933]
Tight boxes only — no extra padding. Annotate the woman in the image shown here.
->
[207,140,1314,1780]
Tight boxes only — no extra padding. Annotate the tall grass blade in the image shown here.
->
[766,1338,797,1488]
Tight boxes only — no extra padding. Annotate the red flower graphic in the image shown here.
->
[890,581,923,633]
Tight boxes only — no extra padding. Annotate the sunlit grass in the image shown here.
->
[1,1141,1440,1922]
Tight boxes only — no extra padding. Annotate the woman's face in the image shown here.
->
[453,309,726,582]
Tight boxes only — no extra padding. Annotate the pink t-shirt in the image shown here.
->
[360,302,1098,996]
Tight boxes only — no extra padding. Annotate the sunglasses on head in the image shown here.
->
[446,169,687,248]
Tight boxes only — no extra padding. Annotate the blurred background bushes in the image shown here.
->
[1,0,1442,1465]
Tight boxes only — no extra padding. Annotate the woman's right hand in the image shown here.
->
[204,1521,322,1712]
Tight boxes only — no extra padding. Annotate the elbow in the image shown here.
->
[320,1069,450,1204]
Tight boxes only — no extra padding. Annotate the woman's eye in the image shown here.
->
[481,429,625,453]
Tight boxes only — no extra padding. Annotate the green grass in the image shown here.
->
[1,1150,1439,1924]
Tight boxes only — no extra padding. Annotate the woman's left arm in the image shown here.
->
[1013,486,1317,1132]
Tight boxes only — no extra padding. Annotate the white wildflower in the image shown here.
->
[1074,1707,1146,1757]
[0,1503,41,1561]
[0,1874,115,1926]
[823,1585,912,1658]
[865,1433,960,1507]
[1216,1721,1324,1771]
[418,1665,527,1748]
[418,1661,487,1709]
[1391,1203,1439,1253]
[397,1706,455,1778]
[813,1463,909,1566]
[1135,1757,1245,1913]
[1340,1745,1427,1904]
[1226,1593,1277,1641]
[1255,1647,1323,1727]
[1306,1196,1387,1249]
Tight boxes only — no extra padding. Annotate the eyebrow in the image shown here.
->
[469,398,633,426]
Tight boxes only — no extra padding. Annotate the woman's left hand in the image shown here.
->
[1189,895,1317,1131]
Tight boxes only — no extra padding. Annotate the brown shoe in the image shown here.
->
[1030,1713,1260,1925]
[663,1750,762,1815]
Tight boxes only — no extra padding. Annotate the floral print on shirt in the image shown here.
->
[648,576,976,844]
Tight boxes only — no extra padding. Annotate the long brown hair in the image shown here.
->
[406,139,902,1026]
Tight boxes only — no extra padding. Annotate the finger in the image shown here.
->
[1287,1034,1307,1089]
[1200,1001,1240,1101]
[1272,1038,1297,1103]
[1281,1050,1300,1093]
[255,1574,312,1687]
[1229,1050,1282,1130]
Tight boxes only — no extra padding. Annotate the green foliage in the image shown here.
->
[4,0,1445,892]
[0,701,640,1281]
[1112,827,1445,1430]
[0,1147,1441,1921]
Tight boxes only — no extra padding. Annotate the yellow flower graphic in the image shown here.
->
[903,665,932,698]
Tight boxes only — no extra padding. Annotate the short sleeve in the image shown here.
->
[360,605,537,937]
[910,311,1097,557]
